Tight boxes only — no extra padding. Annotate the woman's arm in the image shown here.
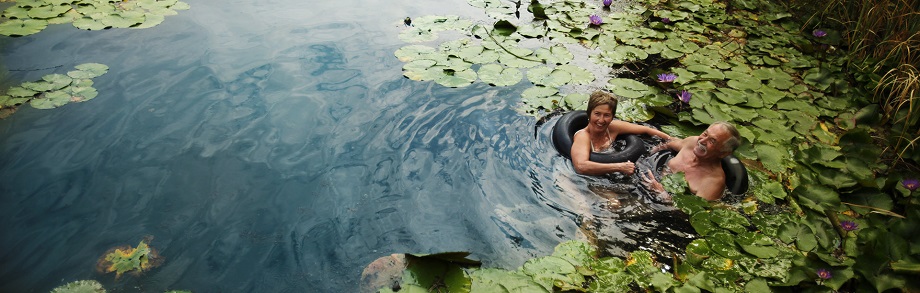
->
[609,120,670,140]
[571,129,635,175]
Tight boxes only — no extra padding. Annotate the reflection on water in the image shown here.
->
[1,0,695,292]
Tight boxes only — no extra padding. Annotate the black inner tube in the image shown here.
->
[552,111,645,164]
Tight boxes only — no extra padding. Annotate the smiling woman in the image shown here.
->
[551,110,644,163]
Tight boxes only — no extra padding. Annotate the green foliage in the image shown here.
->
[389,0,920,291]
[50,280,105,293]
[96,239,160,278]
[0,63,108,118]
[0,0,190,37]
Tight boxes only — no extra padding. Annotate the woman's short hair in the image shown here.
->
[587,91,618,114]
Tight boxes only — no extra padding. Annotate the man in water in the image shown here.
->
[642,121,741,201]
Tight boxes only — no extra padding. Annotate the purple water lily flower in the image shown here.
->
[603,0,612,6]
[678,90,691,103]
[657,73,677,82]
[589,15,603,26]
[903,178,919,191]
[816,268,832,280]
[661,17,671,24]
[840,220,858,231]
[813,29,827,37]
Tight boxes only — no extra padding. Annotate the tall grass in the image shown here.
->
[795,0,920,161]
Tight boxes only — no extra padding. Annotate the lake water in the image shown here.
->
[0,0,694,291]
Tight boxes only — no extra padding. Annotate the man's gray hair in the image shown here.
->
[713,121,741,153]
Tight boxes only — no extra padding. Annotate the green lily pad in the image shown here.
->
[6,86,38,98]
[521,256,584,292]
[470,268,549,292]
[607,78,650,99]
[0,19,48,36]
[101,12,145,28]
[616,97,655,122]
[2,5,31,20]
[399,27,438,43]
[711,208,750,234]
[477,64,521,86]
[27,4,72,19]
[521,86,559,111]
[50,280,105,293]
[458,45,499,64]
[403,60,439,81]
[395,45,437,62]
[526,66,571,87]
[535,45,573,65]
[31,91,71,109]
[73,63,109,77]
[132,13,165,29]
[69,86,98,102]
[563,93,589,109]
[435,67,476,88]
[556,64,594,85]
[498,48,542,68]
[690,211,717,236]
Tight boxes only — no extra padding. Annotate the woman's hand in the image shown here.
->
[616,161,635,175]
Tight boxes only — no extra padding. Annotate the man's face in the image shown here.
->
[693,124,730,159]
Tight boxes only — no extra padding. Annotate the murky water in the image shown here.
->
[0,0,693,291]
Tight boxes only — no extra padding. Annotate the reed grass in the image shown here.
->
[794,0,920,161]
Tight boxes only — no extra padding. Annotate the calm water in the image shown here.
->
[0,0,693,292]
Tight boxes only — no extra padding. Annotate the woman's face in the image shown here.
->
[589,104,613,131]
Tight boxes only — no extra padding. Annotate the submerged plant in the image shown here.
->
[50,280,105,293]
[95,239,161,278]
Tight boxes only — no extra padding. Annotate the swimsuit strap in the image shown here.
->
[578,128,611,152]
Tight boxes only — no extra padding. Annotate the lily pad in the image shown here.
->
[556,64,594,85]
[526,66,571,87]
[50,280,106,293]
[30,91,71,109]
[607,78,651,99]
[458,45,499,64]
[0,19,48,36]
[435,67,477,88]
[534,45,573,65]
[27,4,71,19]
[399,27,438,43]
[97,239,160,278]
[476,64,521,86]
[394,45,437,62]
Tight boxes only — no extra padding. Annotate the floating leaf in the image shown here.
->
[399,27,438,43]
[97,240,160,278]
[31,91,71,109]
[395,45,437,62]
[526,66,571,87]
[458,45,499,64]
[521,256,584,292]
[557,64,594,85]
[470,268,549,292]
[477,64,521,86]
[50,280,106,293]
[435,67,477,88]
[0,19,48,36]
[607,78,651,99]
[27,4,71,19]
[535,45,573,65]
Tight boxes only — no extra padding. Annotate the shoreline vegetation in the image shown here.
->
[384,0,920,291]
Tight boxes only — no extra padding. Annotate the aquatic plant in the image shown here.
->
[602,0,611,7]
[95,239,161,278]
[589,14,602,26]
[677,90,691,103]
[656,73,676,83]
[49,279,191,293]
[0,0,190,37]
[840,220,858,231]
[0,63,108,118]
[393,0,920,291]
[904,178,919,191]
[50,280,105,293]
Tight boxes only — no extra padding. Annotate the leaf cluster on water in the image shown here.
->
[0,0,190,37]
[0,63,107,118]
[393,0,920,291]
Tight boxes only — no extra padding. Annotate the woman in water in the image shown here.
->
[571,91,671,176]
